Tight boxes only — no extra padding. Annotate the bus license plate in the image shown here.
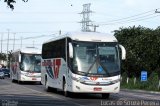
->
[94,87,102,91]
[32,78,37,80]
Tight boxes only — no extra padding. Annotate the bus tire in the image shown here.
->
[12,79,15,83]
[18,80,22,84]
[39,81,42,85]
[102,93,110,99]
[63,79,69,97]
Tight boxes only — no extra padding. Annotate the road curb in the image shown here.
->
[121,89,160,94]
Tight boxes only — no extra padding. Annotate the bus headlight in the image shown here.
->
[71,76,85,83]
[21,72,27,76]
[71,76,78,81]
[111,79,120,84]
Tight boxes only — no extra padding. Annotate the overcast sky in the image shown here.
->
[0,0,160,53]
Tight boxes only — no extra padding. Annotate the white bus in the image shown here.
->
[41,32,126,98]
[10,47,41,83]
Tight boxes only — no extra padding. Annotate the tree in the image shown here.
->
[114,25,160,77]
[3,0,28,10]
[0,53,6,61]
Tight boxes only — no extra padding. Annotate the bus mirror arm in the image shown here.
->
[69,43,73,58]
[119,44,126,60]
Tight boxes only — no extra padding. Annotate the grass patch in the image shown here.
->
[121,72,160,92]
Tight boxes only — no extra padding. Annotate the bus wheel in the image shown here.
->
[39,81,42,85]
[12,79,15,83]
[102,93,110,99]
[18,80,22,84]
[63,80,69,97]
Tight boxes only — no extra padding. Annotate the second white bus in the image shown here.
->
[10,47,41,83]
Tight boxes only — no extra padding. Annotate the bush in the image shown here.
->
[121,72,160,91]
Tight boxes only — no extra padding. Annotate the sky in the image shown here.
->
[0,0,160,53]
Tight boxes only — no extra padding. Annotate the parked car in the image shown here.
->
[2,68,10,77]
[0,70,5,79]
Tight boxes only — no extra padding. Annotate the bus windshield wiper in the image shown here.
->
[86,57,97,75]
[86,56,110,76]
[99,62,110,77]
[27,62,35,73]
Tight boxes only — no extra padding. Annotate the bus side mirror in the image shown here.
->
[19,54,21,62]
[119,45,126,60]
[69,43,73,58]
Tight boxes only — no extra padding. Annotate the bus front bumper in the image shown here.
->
[69,80,120,93]
[20,75,41,82]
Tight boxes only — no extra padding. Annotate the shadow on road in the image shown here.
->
[46,88,116,100]
[11,80,41,85]
[0,93,79,106]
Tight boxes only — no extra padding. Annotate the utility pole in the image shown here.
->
[13,33,16,51]
[59,30,61,35]
[1,33,2,53]
[93,25,99,32]
[79,3,92,32]
[6,29,10,68]
[21,37,23,49]
[87,24,99,32]
[33,40,35,47]
[155,9,160,90]
[6,29,10,54]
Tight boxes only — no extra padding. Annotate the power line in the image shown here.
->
[115,15,160,25]
[105,9,157,23]
[0,11,79,14]
[1,33,57,41]
[0,21,76,24]
[23,33,57,40]
[0,31,58,34]
[97,8,160,26]
[99,13,155,24]
[100,14,160,26]
[1,43,42,45]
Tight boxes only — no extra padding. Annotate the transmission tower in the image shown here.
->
[79,3,92,32]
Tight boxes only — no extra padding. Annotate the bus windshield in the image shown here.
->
[71,41,120,77]
[20,54,41,73]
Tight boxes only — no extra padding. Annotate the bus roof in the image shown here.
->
[12,47,41,54]
[43,32,117,44]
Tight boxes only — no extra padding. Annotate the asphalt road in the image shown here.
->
[0,78,160,106]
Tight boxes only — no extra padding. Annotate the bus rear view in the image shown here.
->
[41,32,126,98]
